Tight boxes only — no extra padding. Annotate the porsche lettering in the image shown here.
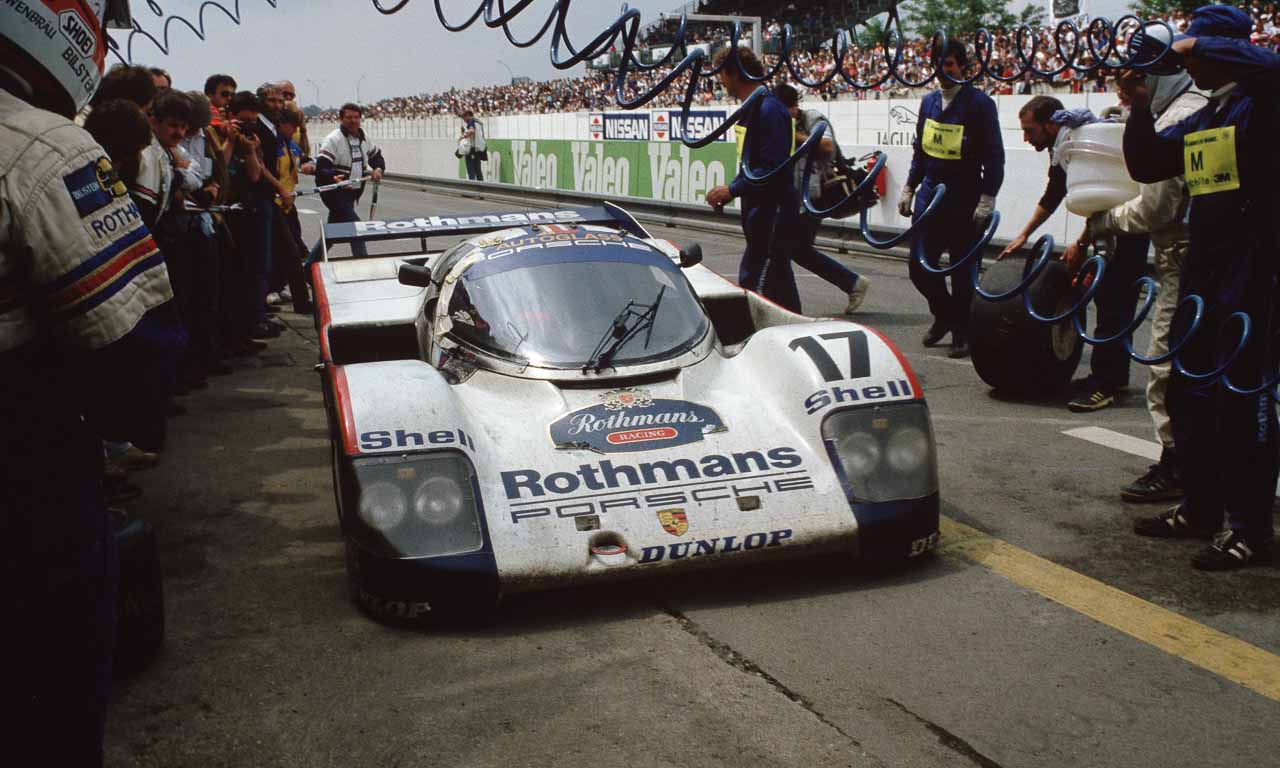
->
[507,472,815,524]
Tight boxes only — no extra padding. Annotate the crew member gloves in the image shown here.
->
[898,185,915,218]
[973,194,995,223]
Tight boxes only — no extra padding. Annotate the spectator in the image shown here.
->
[316,103,385,258]
[149,67,172,90]
[93,64,158,111]
[460,108,486,180]
[83,99,152,187]
[224,91,278,345]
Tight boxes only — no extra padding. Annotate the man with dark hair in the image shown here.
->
[133,90,193,229]
[1002,94,1151,414]
[703,46,801,312]
[225,91,281,342]
[92,64,158,110]
[83,99,152,187]
[149,67,171,90]
[899,39,1005,358]
[316,102,385,258]
[204,73,236,119]
[460,108,486,180]
[1001,95,1067,255]
[772,82,870,313]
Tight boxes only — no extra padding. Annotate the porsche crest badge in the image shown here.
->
[657,508,688,537]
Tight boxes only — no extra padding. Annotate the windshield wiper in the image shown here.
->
[584,286,666,373]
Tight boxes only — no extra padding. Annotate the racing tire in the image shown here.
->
[969,257,1083,398]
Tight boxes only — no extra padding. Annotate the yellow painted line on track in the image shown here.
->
[938,517,1280,703]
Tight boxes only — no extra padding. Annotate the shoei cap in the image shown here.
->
[1178,4,1253,41]
[0,1,133,115]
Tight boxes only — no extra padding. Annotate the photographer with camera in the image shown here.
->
[223,91,277,347]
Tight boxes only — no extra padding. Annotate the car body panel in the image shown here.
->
[313,205,936,615]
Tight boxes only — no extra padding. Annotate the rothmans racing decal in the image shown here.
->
[354,210,583,235]
[503,446,813,524]
[551,387,725,453]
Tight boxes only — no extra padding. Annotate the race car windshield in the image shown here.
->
[445,253,708,369]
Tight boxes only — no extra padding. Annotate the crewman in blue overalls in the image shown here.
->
[1123,5,1279,569]
[704,46,801,312]
[899,40,1005,358]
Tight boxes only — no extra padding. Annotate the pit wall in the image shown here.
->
[310,92,1122,244]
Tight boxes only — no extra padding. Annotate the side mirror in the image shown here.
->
[398,263,433,287]
[679,243,703,268]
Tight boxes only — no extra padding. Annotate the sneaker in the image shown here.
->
[1133,507,1216,540]
[279,287,293,303]
[1121,463,1183,503]
[1191,531,1273,571]
[265,291,283,305]
[845,278,871,314]
[922,320,950,347]
[947,335,970,359]
[108,445,159,473]
[1067,387,1116,413]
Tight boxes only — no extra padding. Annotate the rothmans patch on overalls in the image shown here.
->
[64,157,124,217]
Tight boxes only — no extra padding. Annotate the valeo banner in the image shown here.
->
[459,139,738,206]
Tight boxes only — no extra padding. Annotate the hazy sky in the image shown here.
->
[108,0,677,107]
[106,1,1136,107]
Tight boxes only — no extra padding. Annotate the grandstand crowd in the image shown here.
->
[314,1,1280,121]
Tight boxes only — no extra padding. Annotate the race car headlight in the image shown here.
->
[349,452,484,558]
[413,476,466,525]
[359,482,408,531]
[822,403,938,503]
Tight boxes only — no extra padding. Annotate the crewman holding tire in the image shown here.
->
[900,40,1005,359]
[1122,5,1280,570]
[1,0,181,762]
[1000,97,1150,414]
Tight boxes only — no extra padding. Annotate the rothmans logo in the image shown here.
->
[551,394,725,454]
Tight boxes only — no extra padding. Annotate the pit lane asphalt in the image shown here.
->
[105,186,1279,767]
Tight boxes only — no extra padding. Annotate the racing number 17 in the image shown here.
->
[789,331,870,382]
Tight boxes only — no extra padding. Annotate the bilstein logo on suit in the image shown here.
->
[550,388,725,453]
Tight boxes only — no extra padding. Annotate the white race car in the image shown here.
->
[311,204,939,622]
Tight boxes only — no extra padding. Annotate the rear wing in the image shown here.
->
[319,202,651,261]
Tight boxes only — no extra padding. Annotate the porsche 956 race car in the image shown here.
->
[311,203,939,622]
